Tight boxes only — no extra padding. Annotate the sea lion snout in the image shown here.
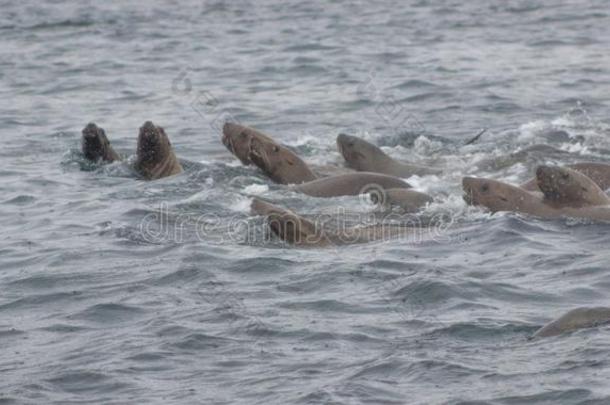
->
[336,133,353,150]
[461,177,483,205]
[139,121,158,138]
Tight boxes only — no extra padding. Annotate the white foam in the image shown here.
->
[230,196,254,213]
[243,183,269,195]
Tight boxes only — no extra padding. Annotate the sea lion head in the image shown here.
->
[536,165,609,207]
[137,121,171,164]
[248,137,316,184]
[222,123,273,165]
[462,177,530,212]
[81,123,114,162]
[251,198,323,246]
[336,133,387,171]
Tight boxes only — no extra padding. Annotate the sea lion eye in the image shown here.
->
[273,146,280,153]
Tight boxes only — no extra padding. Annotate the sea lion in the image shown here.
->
[521,162,610,192]
[294,172,411,198]
[222,123,275,165]
[462,176,610,222]
[533,307,610,338]
[251,198,423,247]
[336,133,441,177]
[248,136,317,184]
[134,121,183,180]
[536,165,610,208]
[372,188,433,213]
[81,123,120,163]
[462,177,551,217]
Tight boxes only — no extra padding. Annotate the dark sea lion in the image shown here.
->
[294,172,411,198]
[373,188,433,213]
[521,162,610,192]
[533,307,610,338]
[536,165,610,208]
[134,121,183,180]
[463,176,610,222]
[251,198,423,247]
[248,136,317,184]
[336,133,441,177]
[81,123,120,163]
[222,123,274,165]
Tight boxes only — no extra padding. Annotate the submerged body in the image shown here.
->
[294,172,411,198]
[336,133,441,178]
[533,307,610,338]
[376,188,433,213]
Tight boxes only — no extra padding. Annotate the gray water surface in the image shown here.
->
[2,1,610,404]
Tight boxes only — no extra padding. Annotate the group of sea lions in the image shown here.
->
[81,121,183,180]
[80,120,610,338]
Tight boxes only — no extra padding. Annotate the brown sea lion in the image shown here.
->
[134,121,183,180]
[462,176,610,222]
[462,177,551,216]
[336,133,441,177]
[536,166,610,208]
[294,172,411,198]
[521,162,610,192]
[222,123,274,165]
[533,307,610,338]
[81,123,120,163]
[251,198,424,247]
[248,136,317,184]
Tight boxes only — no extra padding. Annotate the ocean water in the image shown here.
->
[2,1,610,404]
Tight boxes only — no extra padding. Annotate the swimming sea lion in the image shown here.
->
[294,172,411,198]
[81,123,120,163]
[251,198,423,247]
[536,165,610,208]
[462,176,610,222]
[336,133,441,177]
[533,307,610,338]
[462,177,551,217]
[222,123,275,165]
[521,162,610,192]
[248,136,317,184]
[134,121,183,180]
